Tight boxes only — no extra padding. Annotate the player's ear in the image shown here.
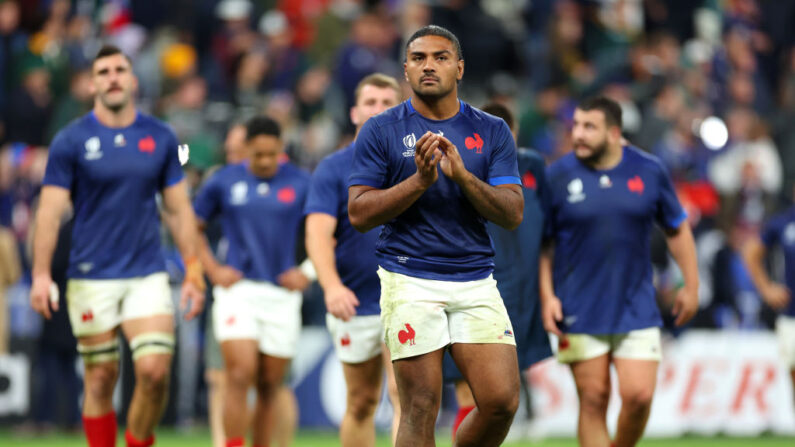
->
[350,106,358,127]
[403,61,409,82]
[457,59,464,81]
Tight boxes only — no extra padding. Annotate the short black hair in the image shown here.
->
[245,116,281,140]
[481,103,514,132]
[577,96,622,128]
[405,25,463,61]
[93,44,132,66]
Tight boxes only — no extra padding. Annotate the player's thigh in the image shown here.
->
[776,316,795,369]
[569,354,612,405]
[220,339,259,385]
[257,283,302,359]
[613,357,658,407]
[448,343,519,409]
[66,278,127,337]
[392,348,445,412]
[447,275,515,346]
[258,353,291,388]
[341,354,384,404]
[77,329,122,384]
[377,268,450,361]
[327,313,382,364]
[120,272,174,322]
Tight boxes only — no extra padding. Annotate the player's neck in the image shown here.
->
[588,143,623,171]
[93,103,137,128]
[410,94,460,121]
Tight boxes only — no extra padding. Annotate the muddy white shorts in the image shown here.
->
[776,316,795,368]
[326,313,383,364]
[66,272,173,337]
[377,268,515,361]
[556,327,662,364]
[212,279,302,358]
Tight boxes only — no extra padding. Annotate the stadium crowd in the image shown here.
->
[1,0,794,435]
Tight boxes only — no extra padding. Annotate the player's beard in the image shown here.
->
[411,77,455,103]
[574,138,609,167]
[99,89,130,113]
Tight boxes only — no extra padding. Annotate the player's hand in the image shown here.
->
[541,295,564,336]
[413,131,441,188]
[278,267,310,291]
[672,285,699,327]
[437,135,469,184]
[30,274,58,320]
[324,282,359,321]
[760,282,791,310]
[180,280,205,321]
[209,265,243,288]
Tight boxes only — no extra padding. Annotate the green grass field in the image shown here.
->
[2,429,793,447]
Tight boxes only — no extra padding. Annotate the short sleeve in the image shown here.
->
[160,130,185,189]
[487,120,521,186]
[305,156,342,217]
[42,130,75,189]
[348,119,388,188]
[193,173,222,223]
[760,216,783,249]
[654,161,687,230]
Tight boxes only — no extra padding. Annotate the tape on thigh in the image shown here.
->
[77,338,120,365]
[129,332,175,361]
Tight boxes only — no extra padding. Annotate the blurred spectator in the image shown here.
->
[4,59,53,146]
[162,75,223,169]
[0,0,27,121]
[46,69,92,143]
[258,9,309,92]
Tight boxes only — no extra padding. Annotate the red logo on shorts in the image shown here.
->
[277,186,296,203]
[81,310,94,322]
[340,333,351,347]
[464,133,484,154]
[627,175,644,194]
[558,336,570,350]
[225,316,236,326]
[398,323,416,346]
[138,136,156,153]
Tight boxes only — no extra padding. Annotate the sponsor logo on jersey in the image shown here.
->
[402,133,416,157]
[84,137,102,160]
[277,186,296,203]
[522,171,537,189]
[138,136,156,153]
[627,175,644,194]
[464,133,484,154]
[257,182,270,196]
[567,178,585,203]
[230,181,248,205]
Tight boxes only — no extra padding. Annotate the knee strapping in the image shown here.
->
[129,332,174,361]
[77,339,120,365]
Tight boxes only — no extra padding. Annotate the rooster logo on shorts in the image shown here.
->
[398,323,416,346]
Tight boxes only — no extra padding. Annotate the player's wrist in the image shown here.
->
[410,172,434,189]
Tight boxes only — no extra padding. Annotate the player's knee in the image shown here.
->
[478,386,519,421]
[347,388,379,422]
[621,387,654,412]
[226,363,256,388]
[403,388,439,422]
[84,364,119,402]
[135,356,170,395]
[579,386,610,413]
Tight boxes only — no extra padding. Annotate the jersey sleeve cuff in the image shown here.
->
[41,179,71,189]
[347,175,383,189]
[488,176,521,186]
[666,210,688,229]
[164,174,185,188]
[303,207,337,217]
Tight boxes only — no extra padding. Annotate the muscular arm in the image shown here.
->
[306,213,359,320]
[348,131,440,232]
[538,242,563,336]
[30,186,70,318]
[664,222,700,326]
[458,176,523,229]
[742,235,791,309]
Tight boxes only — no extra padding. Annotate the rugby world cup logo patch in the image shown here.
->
[567,178,585,203]
[402,133,416,157]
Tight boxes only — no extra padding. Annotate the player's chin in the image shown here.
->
[573,147,593,160]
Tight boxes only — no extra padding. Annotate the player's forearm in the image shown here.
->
[170,206,200,261]
[666,223,699,292]
[305,235,343,290]
[742,238,773,293]
[348,174,429,232]
[457,173,523,229]
[32,209,60,279]
[539,244,556,301]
